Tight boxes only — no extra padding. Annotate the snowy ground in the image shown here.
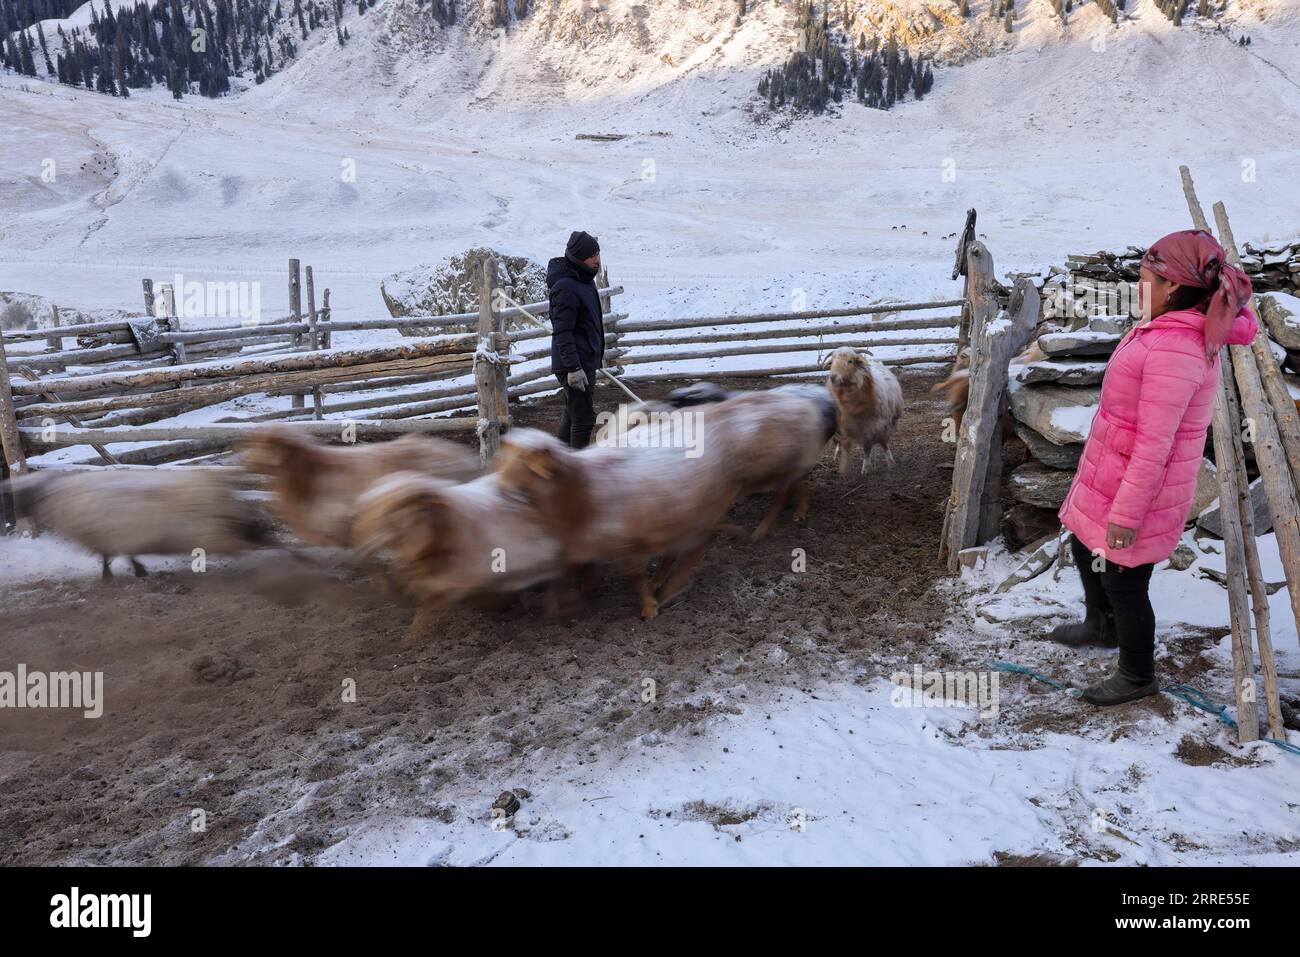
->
[3,0,1300,865]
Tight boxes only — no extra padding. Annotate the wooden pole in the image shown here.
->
[475,257,503,462]
[615,298,963,335]
[16,367,120,466]
[289,258,304,409]
[20,418,478,452]
[616,336,957,367]
[1212,200,1290,737]
[321,288,332,349]
[1208,360,1261,744]
[598,265,624,377]
[45,304,62,353]
[1253,297,1300,486]
[616,314,961,348]
[941,249,1034,570]
[142,278,156,318]
[1221,364,1281,740]
[979,278,1039,541]
[1179,166,1211,232]
[1179,167,1267,742]
[306,266,323,419]
[0,331,32,534]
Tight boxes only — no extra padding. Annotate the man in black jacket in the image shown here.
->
[549,230,605,448]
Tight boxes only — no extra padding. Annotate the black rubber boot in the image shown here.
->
[1049,608,1117,649]
[1080,670,1159,706]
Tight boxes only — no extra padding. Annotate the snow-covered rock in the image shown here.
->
[1015,358,1107,386]
[1037,328,1121,357]
[1007,382,1098,446]
[1197,476,1273,537]
[380,248,547,335]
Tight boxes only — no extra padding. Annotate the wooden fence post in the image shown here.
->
[0,331,32,534]
[142,278,156,318]
[289,259,304,409]
[1179,167,1273,741]
[953,209,978,352]
[46,304,62,353]
[321,288,332,349]
[941,252,1035,570]
[306,265,323,419]
[1214,360,1264,743]
[475,257,503,462]
[598,265,623,376]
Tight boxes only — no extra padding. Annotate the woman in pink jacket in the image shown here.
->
[1054,230,1257,705]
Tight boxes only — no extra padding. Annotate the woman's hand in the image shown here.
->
[1107,523,1137,550]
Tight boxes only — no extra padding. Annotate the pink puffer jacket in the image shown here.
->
[1058,306,1257,567]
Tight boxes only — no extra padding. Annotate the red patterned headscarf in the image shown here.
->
[1142,229,1254,357]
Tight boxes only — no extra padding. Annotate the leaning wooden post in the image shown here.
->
[157,282,188,366]
[1213,200,1292,737]
[942,261,1034,570]
[977,277,1039,542]
[475,258,503,462]
[0,332,32,534]
[1253,296,1300,486]
[1221,365,1279,740]
[289,259,304,409]
[953,208,977,353]
[306,266,323,419]
[940,240,999,563]
[1181,168,1263,741]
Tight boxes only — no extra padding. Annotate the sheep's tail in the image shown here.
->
[930,369,969,394]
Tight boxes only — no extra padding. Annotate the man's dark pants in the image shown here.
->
[556,368,598,449]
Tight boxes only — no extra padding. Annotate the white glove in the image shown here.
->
[566,369,589,392]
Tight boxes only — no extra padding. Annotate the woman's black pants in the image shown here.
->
[1069,533,1157,682]
[555,369,598,449]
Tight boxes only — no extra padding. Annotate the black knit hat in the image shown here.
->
[565,230,600,262]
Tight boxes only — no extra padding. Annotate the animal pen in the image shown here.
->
[0,255,962,496]
[4,201,1291,750]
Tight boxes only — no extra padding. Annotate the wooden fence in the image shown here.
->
[1,254,961,530]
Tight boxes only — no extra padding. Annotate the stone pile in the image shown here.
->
[1002,290,1300,552]
[1061,240,1300,295]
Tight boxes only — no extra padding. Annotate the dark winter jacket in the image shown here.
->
[548,256,604,374]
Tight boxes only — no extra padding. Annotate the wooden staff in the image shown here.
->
[1212,200,1289,738]
[1179,165,1267,743]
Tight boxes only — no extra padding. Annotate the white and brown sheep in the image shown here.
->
[239,427,479,549]
[822,347,904,475]
[351,470,564,640]
[9,470,274,579]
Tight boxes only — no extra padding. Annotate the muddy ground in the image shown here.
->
[0,370,1205,864]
